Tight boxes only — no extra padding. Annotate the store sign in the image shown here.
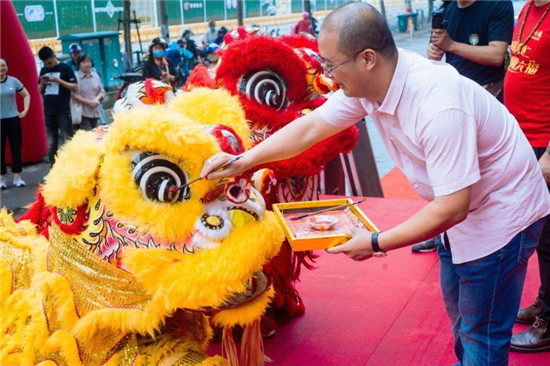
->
[95,1,123,18]
[226,0,237,10]
[24,5,45,22]
[183,2,204,11]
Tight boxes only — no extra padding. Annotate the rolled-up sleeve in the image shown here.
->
[419,108,481,196]
[318,89,368,128]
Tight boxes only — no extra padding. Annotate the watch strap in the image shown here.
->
[371,231,384,253]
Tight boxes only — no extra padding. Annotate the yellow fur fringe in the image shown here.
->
[42,131,104,208]
[168,88,251,150]
[72,307,163,341]
[40,330,83,365]
[33,272,79,330]
[124,213,282,315]
[0,260,13,308]
[212,288,274,328]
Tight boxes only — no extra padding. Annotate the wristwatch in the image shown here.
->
[371,231,387,257]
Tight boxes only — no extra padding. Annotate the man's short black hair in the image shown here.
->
[0,57,7,67]
[322,2,397,59]
[38,46,55,61]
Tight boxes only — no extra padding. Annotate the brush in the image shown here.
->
[289,198,366,221]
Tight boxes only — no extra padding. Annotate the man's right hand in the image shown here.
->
[200,152,250,180]
[427,43,444,61]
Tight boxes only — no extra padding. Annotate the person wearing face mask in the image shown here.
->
[203,20,218,47]
[70,53,105,131]
[181,29,199,70]
[142,38,176,86]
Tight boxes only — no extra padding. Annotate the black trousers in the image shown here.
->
[79,116,98,131]
[45,114,73,166]
[1,116,22,175]
[533,147,550,322]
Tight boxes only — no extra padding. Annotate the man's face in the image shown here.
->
[43,56,58,69]
[318,30,364,98]
[71,51,81,61]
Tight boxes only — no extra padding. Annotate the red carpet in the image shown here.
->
[210,170,549,365]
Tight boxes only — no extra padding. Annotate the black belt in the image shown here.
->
[443,231,451,250]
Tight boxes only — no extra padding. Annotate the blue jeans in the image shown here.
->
[439,218,545,366]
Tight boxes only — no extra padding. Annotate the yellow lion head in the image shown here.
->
[1,88,283,365]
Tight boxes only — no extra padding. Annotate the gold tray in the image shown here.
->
[273,198,379,251]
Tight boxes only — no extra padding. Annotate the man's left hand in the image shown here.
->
[431,29,455,52]
[539,151,550,186]
[326,227,374,261]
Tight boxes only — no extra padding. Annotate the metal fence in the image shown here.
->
[15,0,343,40]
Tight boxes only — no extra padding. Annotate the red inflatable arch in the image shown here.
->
[1,0,48,164]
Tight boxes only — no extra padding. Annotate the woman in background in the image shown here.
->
[71,53,105,131]
[0,57,30,188]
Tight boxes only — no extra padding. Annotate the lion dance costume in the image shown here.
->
[186,28,359,330]
[0,87,284,366]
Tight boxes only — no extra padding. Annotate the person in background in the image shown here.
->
[428,0,514,101]
[181,29,199,70]
[201,4,550,364]
[309,11,319,36]
[71,53,105,131]
[38,46,78,167]
[292,12,314,35]
[142,38,176,87]
[416,0,514,253]
[202,43,220,79]
[65,43,82,72]
[266,2,276,16]
[203,20,218,46]
[504,0,550,353]
[0,57,30,188]
[215,26,228,45]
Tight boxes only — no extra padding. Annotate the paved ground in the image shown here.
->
[0,26,431,216]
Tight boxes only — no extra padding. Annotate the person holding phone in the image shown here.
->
[38,46,78,166]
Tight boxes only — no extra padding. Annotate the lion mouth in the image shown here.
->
[227,206,259,221]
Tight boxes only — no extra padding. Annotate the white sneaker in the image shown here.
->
[13,176,25,187]
[0,178,6,189]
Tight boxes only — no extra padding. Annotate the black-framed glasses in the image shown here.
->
[321,48,366,79]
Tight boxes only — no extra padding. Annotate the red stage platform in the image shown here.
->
[259,196,548,365]
[208,168,548,365]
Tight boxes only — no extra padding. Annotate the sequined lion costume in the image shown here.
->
[186,29,359,330]
[0,88,284,366]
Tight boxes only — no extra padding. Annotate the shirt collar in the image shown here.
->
[377,48,407,116]
[78,70,93,78]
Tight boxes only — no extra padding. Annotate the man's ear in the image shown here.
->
[362,49,377,71]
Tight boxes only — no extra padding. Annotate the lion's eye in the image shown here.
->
[131,152,190,203]
[239,70,287,110]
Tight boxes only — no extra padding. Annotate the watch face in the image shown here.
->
[372,251,387,258]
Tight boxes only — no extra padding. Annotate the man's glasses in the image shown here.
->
[321,49,366,79]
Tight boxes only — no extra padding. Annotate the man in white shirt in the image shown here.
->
[201,3,550,364]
